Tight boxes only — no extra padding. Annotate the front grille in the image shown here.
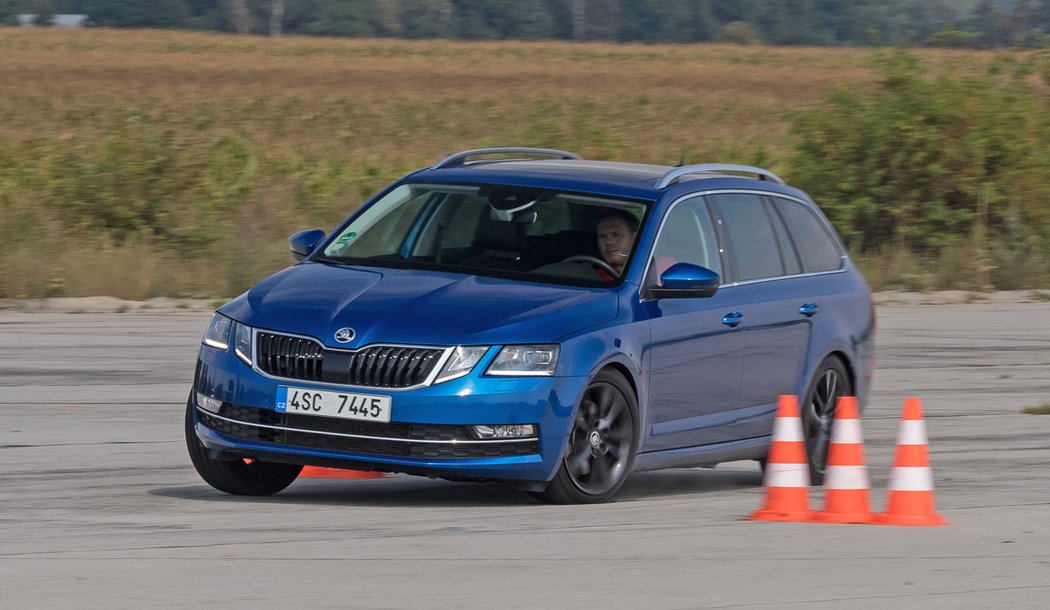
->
[257,332,324,380]
[198,403,539,459]
[256,331,445,388]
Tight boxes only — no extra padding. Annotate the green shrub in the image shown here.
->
[789,49,1050,288]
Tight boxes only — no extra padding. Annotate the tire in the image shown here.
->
[800,356,853,486]
[185,396,302,496]
[533,369,638,504]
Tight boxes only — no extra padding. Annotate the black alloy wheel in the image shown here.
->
[534,369,638,504]
[800,356,853,485]
[185,396,302,496]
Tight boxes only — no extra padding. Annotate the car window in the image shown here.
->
[321,183,649,287]
[766,197,802,276]
[329,185,431,258]
[709,193,784,282]
[527,198,573,236]
[432,194,488,250]
[772,197,843,273]
[651,196,722,278]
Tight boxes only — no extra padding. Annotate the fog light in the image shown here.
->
[196,392,223,413]
[471,424,537,439]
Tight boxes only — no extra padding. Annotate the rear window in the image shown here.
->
[772,197,843,273]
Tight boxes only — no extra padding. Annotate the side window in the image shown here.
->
[767,198,802,276]
[651,196,722,278]
[773,198,843,273]
[709,193,784,282]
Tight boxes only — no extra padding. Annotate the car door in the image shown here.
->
[641,195,746,452]
[707,192,813,439]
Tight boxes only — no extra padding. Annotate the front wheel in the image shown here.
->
[185,396,302,495]
[533,369,638,504]
[800,356,853,485]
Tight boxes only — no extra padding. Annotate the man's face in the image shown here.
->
[597,216,636,272]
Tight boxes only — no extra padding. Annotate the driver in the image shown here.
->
[595,209,639,281]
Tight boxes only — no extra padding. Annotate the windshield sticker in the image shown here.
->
[332,232,357,250]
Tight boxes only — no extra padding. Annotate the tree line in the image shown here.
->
[4,1,1050,48]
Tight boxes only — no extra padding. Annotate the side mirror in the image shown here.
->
[650,263,720,299]
[289,229,326,262]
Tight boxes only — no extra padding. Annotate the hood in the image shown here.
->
[220,262,618,347]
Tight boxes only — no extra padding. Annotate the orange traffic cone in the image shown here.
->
[747,395,813,522]
[299,465,386,479]
[872,397,947,526]
[812,396,872,523]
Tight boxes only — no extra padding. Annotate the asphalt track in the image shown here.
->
[1,303,1048,609]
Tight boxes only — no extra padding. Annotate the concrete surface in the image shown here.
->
[1,304,1048,609]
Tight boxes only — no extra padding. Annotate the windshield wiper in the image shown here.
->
[312,255,352,265]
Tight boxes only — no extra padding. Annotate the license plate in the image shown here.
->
[276,386,392,423]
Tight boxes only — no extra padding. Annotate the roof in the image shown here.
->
[408,156,799,201]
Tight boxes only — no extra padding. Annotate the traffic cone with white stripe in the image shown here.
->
[812,396,872,523]
[872,397,947,526]
[747,395,813,522]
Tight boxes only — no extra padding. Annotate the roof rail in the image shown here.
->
[430,147,582,170]
[656,163,785,189]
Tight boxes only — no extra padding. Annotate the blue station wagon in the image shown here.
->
[186,147,876,503]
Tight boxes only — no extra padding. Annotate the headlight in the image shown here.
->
[434,346,489,384]
[234,322,253,365]
[486,345,560,377]
[202,313,232,349]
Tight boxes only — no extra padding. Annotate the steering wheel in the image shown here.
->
[561,255,617,277]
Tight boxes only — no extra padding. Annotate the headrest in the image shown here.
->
[473,213,526,254]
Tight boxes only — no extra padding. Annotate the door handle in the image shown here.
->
[799,303,820,317]
[722,311,744,327]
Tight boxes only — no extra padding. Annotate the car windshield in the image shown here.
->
[318,183,649,287]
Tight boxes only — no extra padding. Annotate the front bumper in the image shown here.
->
[191,346,586,482]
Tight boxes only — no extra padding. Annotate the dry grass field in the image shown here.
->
[0,28,1033,298]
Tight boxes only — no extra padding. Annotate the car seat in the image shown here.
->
[459,211,530,270]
